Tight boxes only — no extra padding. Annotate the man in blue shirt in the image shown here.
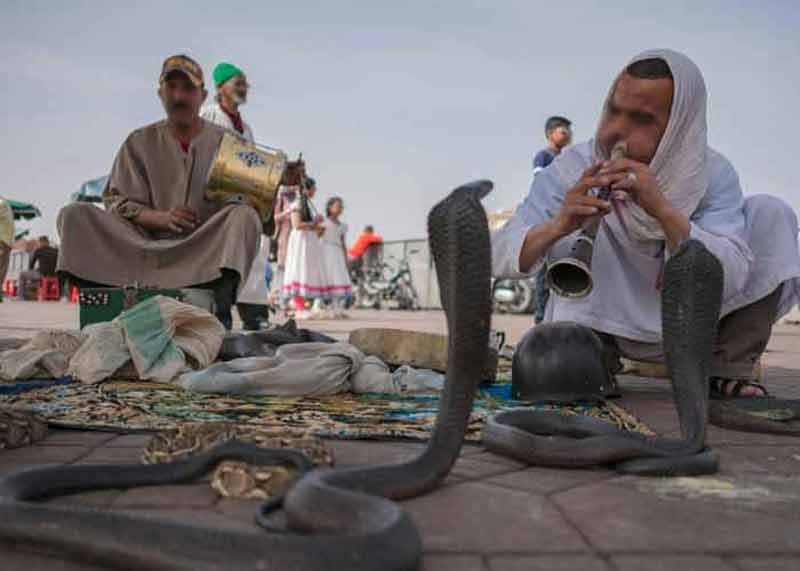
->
[532,116,572,323]
[532,116,573,174]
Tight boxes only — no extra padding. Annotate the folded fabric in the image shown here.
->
[178,342,358,396]
[0,331,85,381]
[178,341,446,397]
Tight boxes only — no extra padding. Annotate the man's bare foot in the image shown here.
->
[710,378,768,399]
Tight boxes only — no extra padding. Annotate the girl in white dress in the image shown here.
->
[280,178,326,319]
[320,197,353,317]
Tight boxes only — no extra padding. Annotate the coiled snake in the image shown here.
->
[484,239,724,476]
[0,181,493,570]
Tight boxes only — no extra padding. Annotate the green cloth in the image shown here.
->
[213,62,243,86]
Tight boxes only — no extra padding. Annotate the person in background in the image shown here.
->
[30,236,59,276]
[532,116,573,175]
[532,116,573,324]
[320,197,353,317]
[19,236,59,299]
[280,177,327,319]
[0,198,13,302]
[271,184,298,305]
[348,225,383,275]
[200,62,253,142]
[201,61,270,329]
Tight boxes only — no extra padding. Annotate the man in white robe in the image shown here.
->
[201,62,271,330]
[492,49,800,397]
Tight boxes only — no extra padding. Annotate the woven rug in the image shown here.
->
[0,380,653,442]
[144,423,334,500]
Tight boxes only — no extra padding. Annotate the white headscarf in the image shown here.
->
[595,49,709,242]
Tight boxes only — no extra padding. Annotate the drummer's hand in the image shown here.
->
[164,206,198,234]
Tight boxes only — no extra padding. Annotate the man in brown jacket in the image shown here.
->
[57,55,261,329]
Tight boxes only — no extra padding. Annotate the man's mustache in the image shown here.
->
[168,100,192,111]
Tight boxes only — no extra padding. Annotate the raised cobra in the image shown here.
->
[484,239,724,476]
[0,181,493,570]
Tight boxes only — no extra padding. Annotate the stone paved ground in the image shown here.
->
[1,301,800,570]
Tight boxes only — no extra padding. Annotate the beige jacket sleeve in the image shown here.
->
[102,134,152,219]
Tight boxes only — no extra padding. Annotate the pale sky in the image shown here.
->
[1,0,798,243]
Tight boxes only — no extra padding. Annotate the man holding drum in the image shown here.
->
[201,61,273,330]
[56,55,261,329]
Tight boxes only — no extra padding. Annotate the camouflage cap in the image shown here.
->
[159,54,204,88]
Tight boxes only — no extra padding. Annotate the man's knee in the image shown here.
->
[744,194,798,232]
[227,204,261,227]
[57,202,101,236]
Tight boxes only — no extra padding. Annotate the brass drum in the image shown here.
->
[205,132,288,224]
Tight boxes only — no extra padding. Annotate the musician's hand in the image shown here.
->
[602,158,690,250]
[600,158,669,220]
[552,163,613,237]
[163,206,198,234]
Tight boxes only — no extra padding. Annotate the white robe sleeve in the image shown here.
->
[491,146,588,279]
[686,152,753,302]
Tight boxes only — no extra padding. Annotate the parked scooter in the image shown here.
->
[492,277,536,314]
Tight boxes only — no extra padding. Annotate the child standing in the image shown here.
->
[280,178,326,319]
[320,197,353,317]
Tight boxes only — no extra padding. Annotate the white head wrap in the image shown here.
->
[595,49,709,242]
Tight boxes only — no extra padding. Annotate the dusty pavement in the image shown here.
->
[1,300,800,570]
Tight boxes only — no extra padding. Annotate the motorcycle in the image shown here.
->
[353,250,421,311]
[492,276,537,314]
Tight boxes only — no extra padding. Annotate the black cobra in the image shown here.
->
[484,239,724,476]
[0,181,494,570]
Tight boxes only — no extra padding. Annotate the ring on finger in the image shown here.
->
[626,171,638,182]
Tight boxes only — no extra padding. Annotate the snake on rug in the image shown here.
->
[0,180,493,570]
[483,239,724,476]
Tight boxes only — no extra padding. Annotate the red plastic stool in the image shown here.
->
[37,277,60,301]
[4,279,17,298]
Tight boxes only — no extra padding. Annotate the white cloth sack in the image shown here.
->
[68,322,130,384]
[68,295,225,384]
[118,295,225,382]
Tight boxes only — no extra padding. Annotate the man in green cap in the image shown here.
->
[56,54,261,330]
[201,61,271,329]
[201,62,253,142]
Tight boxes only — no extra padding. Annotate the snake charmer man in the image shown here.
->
[492,49,800,398]
[57,55,291,330]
